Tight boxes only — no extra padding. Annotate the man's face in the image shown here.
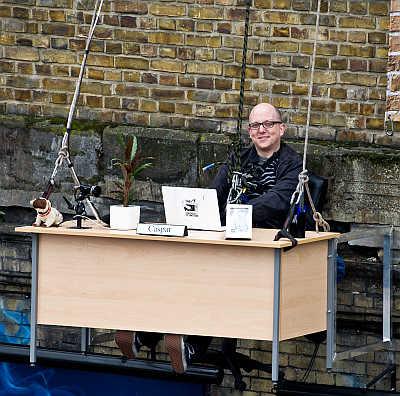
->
[248,105,285,156]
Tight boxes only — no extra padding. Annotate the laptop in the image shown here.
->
[162,186,224,231]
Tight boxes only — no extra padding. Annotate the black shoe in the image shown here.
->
[165,334,195,374]
[115,330,142,359]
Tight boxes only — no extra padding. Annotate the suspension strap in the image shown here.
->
[275,0,329,246]
[44,0,105,197]
[291,170,309,206]
[293,0,322,196]
[227,0,251,205]
[299,0,329,233]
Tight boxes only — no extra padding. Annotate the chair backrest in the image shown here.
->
[305,173,328,230]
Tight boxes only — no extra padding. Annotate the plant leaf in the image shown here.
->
[132,162,152,178]
[130,135,138,162]
[112,133,153,205]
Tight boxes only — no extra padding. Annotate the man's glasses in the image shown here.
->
[249,121,282,131]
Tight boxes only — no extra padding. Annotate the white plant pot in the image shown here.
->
[109,205,140,230]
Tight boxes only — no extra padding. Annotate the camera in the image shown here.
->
[74,184,101,201]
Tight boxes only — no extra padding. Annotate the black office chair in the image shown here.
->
[305,173,329,231]
[202,173,329,391]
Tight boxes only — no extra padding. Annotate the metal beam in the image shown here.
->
[331,229,394,364]
[29,234,38,365]
[0,343,222,384]
[272,248,281,384]
[326,238,337,369]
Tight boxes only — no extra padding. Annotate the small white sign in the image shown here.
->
[225,204,253,240]
[136,223,188,237]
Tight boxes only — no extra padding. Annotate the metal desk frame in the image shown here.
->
[28,231,336,384]
[326,227,394,368]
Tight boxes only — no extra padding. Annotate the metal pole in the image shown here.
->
[272,248,281,383]
[235,0,251,137]
[326,238,337,369]
[43,0,106,226]
[81,328,88,353]
[30,234,39,365]
[383,230,393,342]
[48,0,105,188]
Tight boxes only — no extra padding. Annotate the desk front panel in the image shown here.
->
[280,241,328,340]
[37,234,276,340]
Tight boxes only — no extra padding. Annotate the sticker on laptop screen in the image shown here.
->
[183,199,199,217]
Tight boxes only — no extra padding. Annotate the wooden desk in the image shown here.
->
[16,225,339,382]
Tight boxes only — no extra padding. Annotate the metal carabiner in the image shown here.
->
[386,114,394,137]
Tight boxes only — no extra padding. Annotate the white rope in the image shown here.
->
[287,0,330,233]
[289,0,322,204]
[304,182,330,232]
[290,170,309,206]
[289,0,322,206]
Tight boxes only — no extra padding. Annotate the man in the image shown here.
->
[212,102,302,228]
[115,103,302,373]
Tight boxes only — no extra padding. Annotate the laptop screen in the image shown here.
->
[162,186,223,231]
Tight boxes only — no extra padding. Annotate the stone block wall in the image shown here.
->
[1,119,400,395]
[0,230,31,345]
[0,0,391,146]
[2,116,400,226]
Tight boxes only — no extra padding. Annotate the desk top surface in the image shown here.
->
[15,224,339,249]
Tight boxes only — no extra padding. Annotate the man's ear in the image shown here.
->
[279,123,286,137]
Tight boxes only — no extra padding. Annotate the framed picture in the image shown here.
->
[225,204,252,240]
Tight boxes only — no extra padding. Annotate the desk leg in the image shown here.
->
[272,248,281,384]
[326,238,337,370]
[81,328,91,353]
[30,234,39,365]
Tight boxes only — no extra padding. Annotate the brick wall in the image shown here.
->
[388,0,400,127]
[0,0,390,145]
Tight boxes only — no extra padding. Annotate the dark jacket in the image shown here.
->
[210,143,302,228]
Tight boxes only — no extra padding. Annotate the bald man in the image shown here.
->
[162,104,303,374]
[115,103,302,373]
[212,102,302,228]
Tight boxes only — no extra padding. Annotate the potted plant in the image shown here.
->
[110,134,152,230]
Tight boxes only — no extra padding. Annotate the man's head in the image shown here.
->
[248,103,286,158]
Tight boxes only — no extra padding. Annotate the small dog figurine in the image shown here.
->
[31,198,63,227]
